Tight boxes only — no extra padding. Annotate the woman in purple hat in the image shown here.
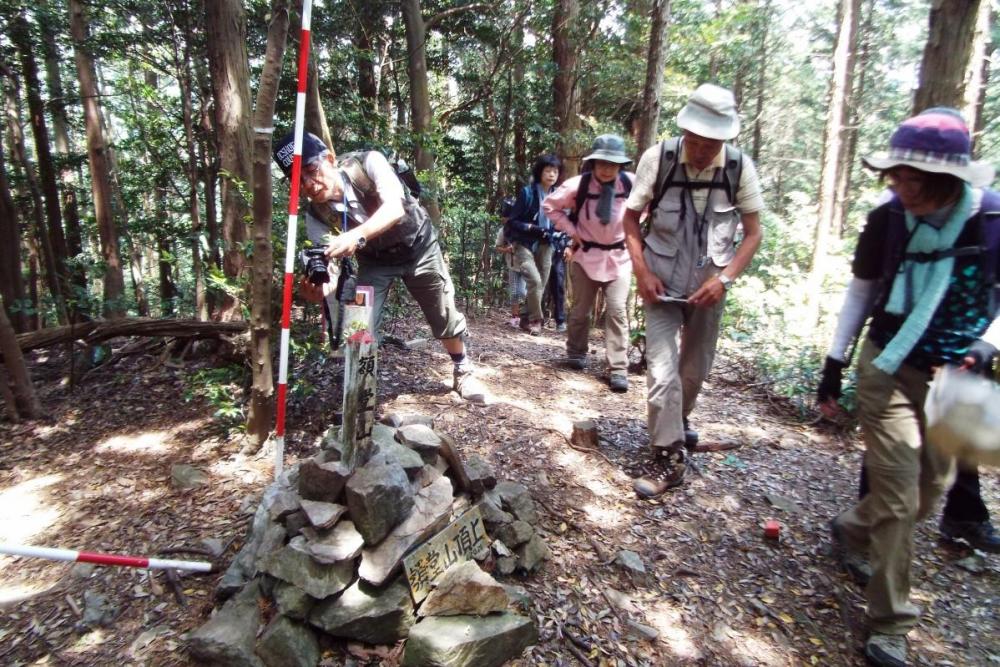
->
[817,108,999,667]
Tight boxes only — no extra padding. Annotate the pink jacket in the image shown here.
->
[543,173,633,282]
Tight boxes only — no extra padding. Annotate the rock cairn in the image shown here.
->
[188,413,549,667]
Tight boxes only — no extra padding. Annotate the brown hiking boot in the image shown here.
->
[633,446,687,498]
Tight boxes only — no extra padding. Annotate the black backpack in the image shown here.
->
[568,171,634,224]
[337,150,422,199]
[649,137,743,212]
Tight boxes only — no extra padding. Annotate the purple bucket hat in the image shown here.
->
[863,108,994,187]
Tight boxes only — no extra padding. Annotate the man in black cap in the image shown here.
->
[274,132,491,404]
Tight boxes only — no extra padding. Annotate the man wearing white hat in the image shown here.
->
[623,83,765,496]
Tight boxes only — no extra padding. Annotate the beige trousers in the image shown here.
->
[644,293,725,450]
[565,262,630,373]
[834,340,955,635]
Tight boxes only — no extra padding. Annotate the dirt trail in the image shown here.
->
[0,312,997,666]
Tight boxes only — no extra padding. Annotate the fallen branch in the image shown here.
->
[14,317,248,354]
[558,623,596,667]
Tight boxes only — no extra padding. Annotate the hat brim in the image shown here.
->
[582,150,631,164]
[862,154,995,188]
[677,107,740,141]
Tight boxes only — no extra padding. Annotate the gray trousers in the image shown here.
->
[359,241,467,340]
[566,262,630,373]
[644,294,725,450]
[513,243,553,322]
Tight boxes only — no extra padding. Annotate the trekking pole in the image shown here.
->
[274,0,314,478]
[0,543,212,573]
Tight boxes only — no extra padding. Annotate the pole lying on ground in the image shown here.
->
[0,543,213,573]
[274,0,314,478]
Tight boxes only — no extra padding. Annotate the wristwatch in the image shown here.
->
[355,235,367,250]
[718,274,733,291]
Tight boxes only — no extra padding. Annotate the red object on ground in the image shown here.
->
[764,520,781,539]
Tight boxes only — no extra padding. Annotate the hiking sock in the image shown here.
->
[450,352,471,374]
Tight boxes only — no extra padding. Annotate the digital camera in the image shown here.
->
[300,247,330,285]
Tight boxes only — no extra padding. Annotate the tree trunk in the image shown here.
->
[0,294,43,420]
[401,0,442,224]
[553,0,582,176]
[750,0,771,162]
[635,0,672,155]
[0,135,28,333]
[4,74,68,326]
[836,0,875,237]
[69,0,127,319]
[12,12,71,320]
[306,58,334,150]
[806,0,859,319]
[176,9,208,320]
[355,1,382,139]
[247,0,290,449]
[913,0,983,112]
[205,0,254,322]
[40,17,87,313]
[963,0,993,155]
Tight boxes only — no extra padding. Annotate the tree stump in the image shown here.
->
[571,420,599,450]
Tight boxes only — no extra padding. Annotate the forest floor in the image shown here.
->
[1,307,999,667]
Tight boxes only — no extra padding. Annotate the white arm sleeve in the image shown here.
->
[827,278,879,362]
[982,315,1000,350]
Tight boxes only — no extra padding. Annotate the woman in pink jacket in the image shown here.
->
[543,135,634,393]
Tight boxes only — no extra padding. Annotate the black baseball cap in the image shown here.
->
[273,131,329,178]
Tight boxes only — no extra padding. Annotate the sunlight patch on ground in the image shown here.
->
[63,628,110,656]
[580,502,626,528]
[210,457,271,485]
[0,575,64,606]
[720,629,784,666]
[0,474,65,545]
[94,430,175,456]
[645,603,701,660]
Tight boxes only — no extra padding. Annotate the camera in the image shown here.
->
[300,247,330,285]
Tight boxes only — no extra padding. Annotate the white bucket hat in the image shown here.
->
[676,84,740,141]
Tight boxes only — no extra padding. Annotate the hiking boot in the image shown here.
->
[682,417,699,450]
[528,320,543,336]
[633,446,686,498]
[939,517,1000,553]
[453,366,493,405]
[609,372,629,393]
[864,633,908,667]
[556,322,567,332]
[830,519,872,586]
[566,354,587,370]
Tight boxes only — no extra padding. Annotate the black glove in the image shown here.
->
[964,339,998,373]
[817,356,848,403]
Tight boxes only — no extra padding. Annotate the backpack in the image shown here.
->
[500,196,516,219]
[882,189,1000,317]
[337,150,422,199]
[568,171,634,224]
[649,137,744,213]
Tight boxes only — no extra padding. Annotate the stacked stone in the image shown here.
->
[188,413,547,667]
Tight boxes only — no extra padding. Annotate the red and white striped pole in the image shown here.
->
[0,543,212,573]
[274,0,314,478]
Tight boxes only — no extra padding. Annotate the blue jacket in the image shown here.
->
[505,184,553,249]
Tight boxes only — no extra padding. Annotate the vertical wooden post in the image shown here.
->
[341,333,377,472]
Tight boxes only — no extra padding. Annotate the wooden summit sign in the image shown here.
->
[403,506,490,602]
[339,287,376,472]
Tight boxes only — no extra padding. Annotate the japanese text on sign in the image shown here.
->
[403,507,490,602]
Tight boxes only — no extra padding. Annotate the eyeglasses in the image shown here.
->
[885,171,927,190]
